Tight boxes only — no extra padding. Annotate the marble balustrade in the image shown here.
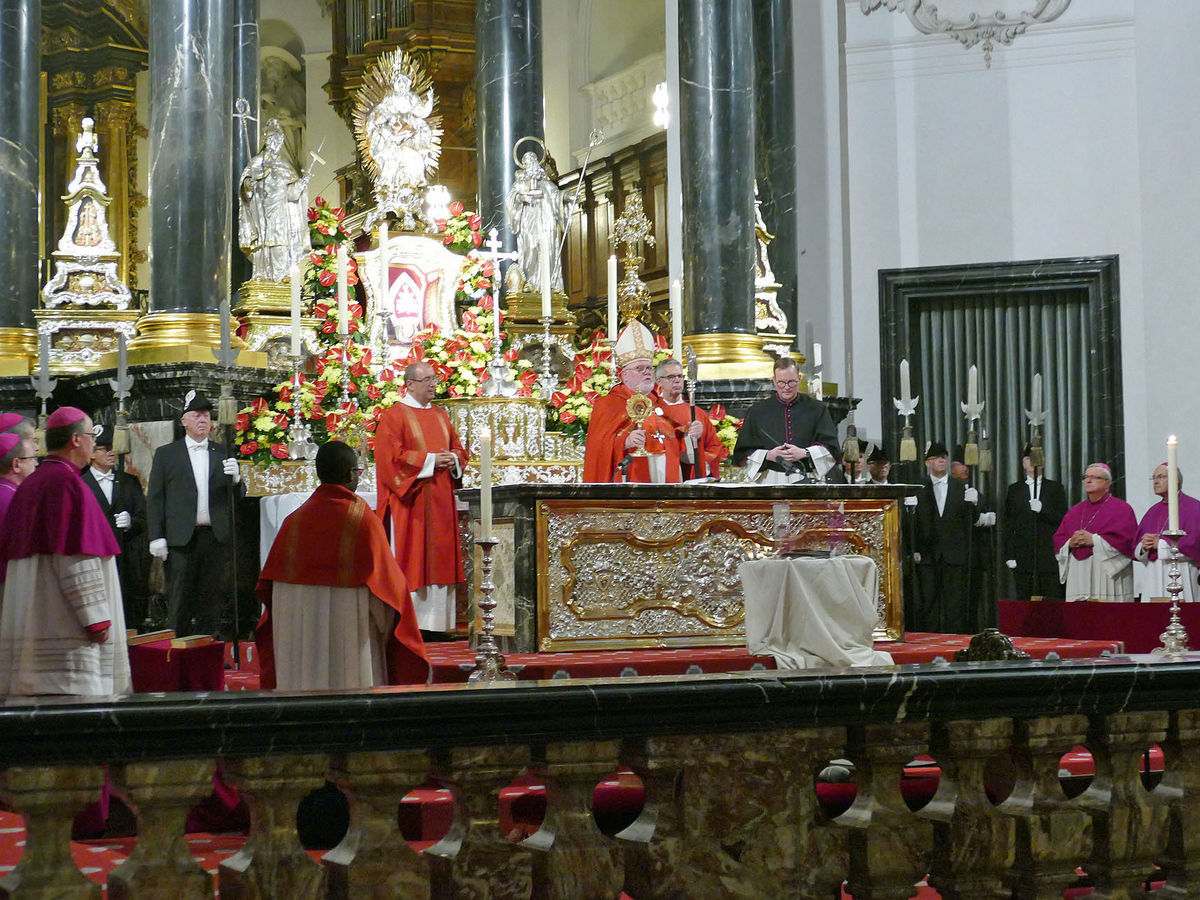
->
[1,655,1198,898]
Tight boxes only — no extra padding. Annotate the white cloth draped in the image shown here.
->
[271,582,392,690]
[739,554,894,670]
[1134,540,1199,602]
[1057,535,1134,602]
[0,554,130,696]
[743,445,834,485]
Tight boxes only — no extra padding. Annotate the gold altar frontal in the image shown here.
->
[463,483,914,653]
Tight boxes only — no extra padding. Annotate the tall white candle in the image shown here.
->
[479,428,493,541]
[540,235,552,319]
[289,265,302,357]
[1168,435,1180,532]
[607,254,619,342]
[336,246,349,336]
[378,222,389,307]
[812,342,822,369]
[899,359,911,402]
[670,279,682,362]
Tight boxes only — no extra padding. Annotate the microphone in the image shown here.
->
[614,455,635,482]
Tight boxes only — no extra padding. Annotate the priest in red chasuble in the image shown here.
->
[653,357,727,481]
[375,361,468,636]
[256,441,429,689]
[583,321,681,483]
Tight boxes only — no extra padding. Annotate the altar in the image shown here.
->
[458,483,915,653]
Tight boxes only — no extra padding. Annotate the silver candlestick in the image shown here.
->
[482,348,518,397]
[286,356,318,461]
[467,537,517,684]
[537,315,559,398]
[338,336,353,408]
[1154,529,1190,656]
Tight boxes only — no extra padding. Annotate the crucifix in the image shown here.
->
[481,228,520,398]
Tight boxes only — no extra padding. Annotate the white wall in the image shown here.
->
[834,0,1197,512]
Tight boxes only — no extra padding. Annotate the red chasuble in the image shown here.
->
[655,398,728,480]
[1053,492,1137,561]
[255,483,429,687]
[583,383,681,483]
[375,400,468,590]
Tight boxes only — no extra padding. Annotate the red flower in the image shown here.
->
[241,441,258,455]
[315,196,326,207]
[380,367,396,382]
[710,403,727,422]
[321,319,337,334]
[519,369,539,387]
[443,234,455,246]
[478,295,493,311]
[270,443,288,459]
[448,385,462,398]
[307,208,318,222]
[516,386,532,398]
[435,219,448,232]
[273,413,288,430]
[366,384,382,400]
[325,412,341,431]
[449,200,464,216]
[470,231,483,247]
[250,397,269,415]
[318,269,337,287]
[654,333,668,350]
[236,413,249,432]
[575,363,594,381]
[468,214,482,231]
[503,348,519,362]
[560,410,577,424]
[334,207,346,221]
[480,260,495,276]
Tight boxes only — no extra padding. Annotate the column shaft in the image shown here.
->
[231,0,260,294]
[148,0,235,319]
[475,0,543,253]
[679,0,756,338]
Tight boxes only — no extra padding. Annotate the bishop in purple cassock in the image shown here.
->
[1134,462,1200,601]
[1053,462,1138,602]
[0,407,130,696]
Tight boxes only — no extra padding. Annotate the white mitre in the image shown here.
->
[614,320,656,368]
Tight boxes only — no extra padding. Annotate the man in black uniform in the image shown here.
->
[1003,444,1068,600]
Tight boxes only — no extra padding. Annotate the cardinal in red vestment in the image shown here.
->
[375,361,469,634]
[256,441,429,688]
[583,321,681,483]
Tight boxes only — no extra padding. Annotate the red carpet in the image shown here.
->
[1000,598,1200,654]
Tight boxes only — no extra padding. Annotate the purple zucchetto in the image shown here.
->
[45,406,88,429]
[0,432,18,457]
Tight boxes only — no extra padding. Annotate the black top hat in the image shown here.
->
[183,390,213,413]
[867,445,890,464]
[93,424,115,448]
[952,443,966,464]
[926,440,949,459]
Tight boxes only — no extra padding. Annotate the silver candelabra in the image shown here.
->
[467,537,517,684]
[1154,529,1190,656]
[286,355,318,461]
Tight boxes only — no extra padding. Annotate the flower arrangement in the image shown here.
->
[454,251,497,304]
[434,201,484,253]
[546,330,616,443]
[707,403,743,456]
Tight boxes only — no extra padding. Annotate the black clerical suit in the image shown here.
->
[1003,475,1068,601]
[82,464,150,628]
[733,394,842,480]
[147,438,245,635]
[911,475,979,634]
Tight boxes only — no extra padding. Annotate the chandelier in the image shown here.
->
[859,0,1072,67]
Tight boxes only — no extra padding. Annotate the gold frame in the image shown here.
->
[535,497,903,652]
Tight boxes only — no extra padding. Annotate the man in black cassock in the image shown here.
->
[733,357,841,483]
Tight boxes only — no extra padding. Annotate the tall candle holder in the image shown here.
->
[537,315,559,397]
[338,336,353,408]
[286,355,318,461]
[482,348,518,397]
[1154,529,1190,657]
[467,537,517,684]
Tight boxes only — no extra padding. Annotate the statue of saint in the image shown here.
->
[505,150,565,294]
[238,118,311,283]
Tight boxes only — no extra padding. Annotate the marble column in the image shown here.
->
[230,0,260,295]
[0,0,40,361]
[753,0,796,327]
[679,1,758,371]
[142,0,234,346]
[475,0,543,253]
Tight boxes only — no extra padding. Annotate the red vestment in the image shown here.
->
[255,483,429,687]
[583,383,681,483]
[375,400,468,590]
[655,397,728,480]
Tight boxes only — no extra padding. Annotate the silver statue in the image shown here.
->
[505,145,565,294]
[238,118,311,282]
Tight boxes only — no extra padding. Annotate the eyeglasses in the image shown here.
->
[774,379,799,388]
[407,376,436,384]
[660,374,684,380]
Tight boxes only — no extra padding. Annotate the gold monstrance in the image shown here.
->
[625,391,653,457]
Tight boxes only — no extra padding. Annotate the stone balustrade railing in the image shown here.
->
[2,655,1198,898]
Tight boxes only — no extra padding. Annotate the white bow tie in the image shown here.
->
[94,471,113,482]
[189,443,207,452]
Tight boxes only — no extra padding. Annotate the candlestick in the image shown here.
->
[479,427,493,541]
[1154,530,1190,657]
[812,342,822,369]
[540,235,552,319]
[467,537,517,684]
[289,265,302,357]
[1169,435,1180,532]
[337,245,349,336]
[670,279,682,362]
[607,254,618,342]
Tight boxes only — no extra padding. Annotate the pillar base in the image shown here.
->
[0,328,36,376]
[683,332,783,380]
[126,313,267,368]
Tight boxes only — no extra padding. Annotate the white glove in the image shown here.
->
[1029,498,1042,513]
[964,487,979,505]
[903,495,918,508]
[1006,559,1018,570]
[975,511,996,528]
[149,538,168,560]
[222,457,241,483]
[912,552,922,564]
[114,511,132,530]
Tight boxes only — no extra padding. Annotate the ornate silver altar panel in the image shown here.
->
[536,498,903,651]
